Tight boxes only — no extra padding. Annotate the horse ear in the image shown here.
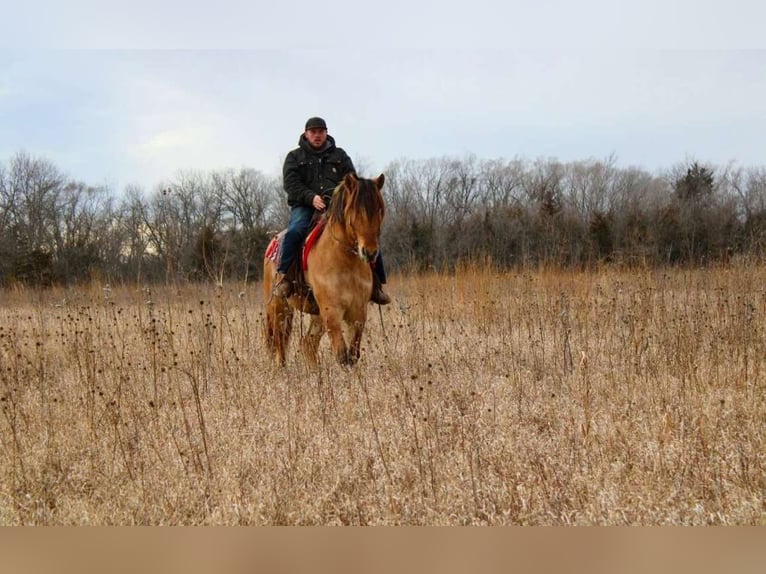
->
[375,173,385,190]
[344,172,358,189]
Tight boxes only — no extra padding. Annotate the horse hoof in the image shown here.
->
[337,350,352,367]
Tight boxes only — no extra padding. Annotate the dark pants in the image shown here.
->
[373,253,387,284]
[278,205,387,285]
[278,206,315,274]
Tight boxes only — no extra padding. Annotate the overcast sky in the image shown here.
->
[2,2,765,192]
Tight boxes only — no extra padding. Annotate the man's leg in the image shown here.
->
[275,206,314,297]
[371,252,391,305]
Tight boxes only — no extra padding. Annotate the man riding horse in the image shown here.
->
[273,116,390,305]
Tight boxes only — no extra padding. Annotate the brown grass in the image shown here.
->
[0,264,764,525]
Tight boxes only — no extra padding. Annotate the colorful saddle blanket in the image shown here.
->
[265,218,327,271]
[301,218,326,270]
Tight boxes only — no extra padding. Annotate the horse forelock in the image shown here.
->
[327,180,349,223]
[356,178,384,220]
[328,177,384,224]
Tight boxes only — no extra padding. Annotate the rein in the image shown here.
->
[326,218,359,258]
[376,301,387,340]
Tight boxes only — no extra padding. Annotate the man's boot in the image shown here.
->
[273,272,292,298]
[371,276,391,305]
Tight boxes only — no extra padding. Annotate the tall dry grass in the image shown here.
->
[0,263,763,524]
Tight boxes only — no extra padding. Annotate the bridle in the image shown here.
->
[327,216,359,258]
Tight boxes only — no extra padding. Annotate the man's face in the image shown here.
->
[305,127,328,149]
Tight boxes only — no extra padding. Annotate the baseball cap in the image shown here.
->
[305,117,327,130]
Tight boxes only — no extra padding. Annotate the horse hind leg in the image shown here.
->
[300,314,324,367]
[263,259,289,365]
[264,298,293,366]
[263,305,283,364]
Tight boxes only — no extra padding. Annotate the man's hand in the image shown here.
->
[312,195,326,211]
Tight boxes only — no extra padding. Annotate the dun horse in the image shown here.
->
[263,173,386,366]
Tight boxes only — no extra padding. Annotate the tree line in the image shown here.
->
[2,150,766,287]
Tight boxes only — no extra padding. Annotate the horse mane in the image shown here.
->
[327,175,383,224]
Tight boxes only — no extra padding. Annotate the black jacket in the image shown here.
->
[283,134,355,207]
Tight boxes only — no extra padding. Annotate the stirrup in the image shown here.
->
[273,273,292,298]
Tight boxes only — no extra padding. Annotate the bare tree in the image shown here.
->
[213,168,273,233]
[212,167,280,281]
[0,152,67,283]
[561,155,617,222]
[482,157,525,210]
[7,152,65,253]
[719,164,766,255]
[53,181,115,280]
[114,186,156,281]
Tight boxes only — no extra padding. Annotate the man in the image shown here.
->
[274,116,390,305]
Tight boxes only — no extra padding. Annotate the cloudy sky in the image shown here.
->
[2,2,765,192]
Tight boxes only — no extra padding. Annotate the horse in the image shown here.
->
[263,172,386,367]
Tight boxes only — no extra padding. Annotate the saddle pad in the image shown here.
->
[265,230,286,263]
[302,218,326,271]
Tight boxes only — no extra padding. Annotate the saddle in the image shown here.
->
[265,216,327,314]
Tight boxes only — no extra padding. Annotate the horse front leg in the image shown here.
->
[345,319,365,366]
[324,311,352,366]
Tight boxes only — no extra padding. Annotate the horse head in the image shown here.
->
[330,172,386,263]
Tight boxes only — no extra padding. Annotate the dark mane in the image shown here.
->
[328,176,383,223]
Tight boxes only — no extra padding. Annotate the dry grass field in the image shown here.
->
[0,263,763,525]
